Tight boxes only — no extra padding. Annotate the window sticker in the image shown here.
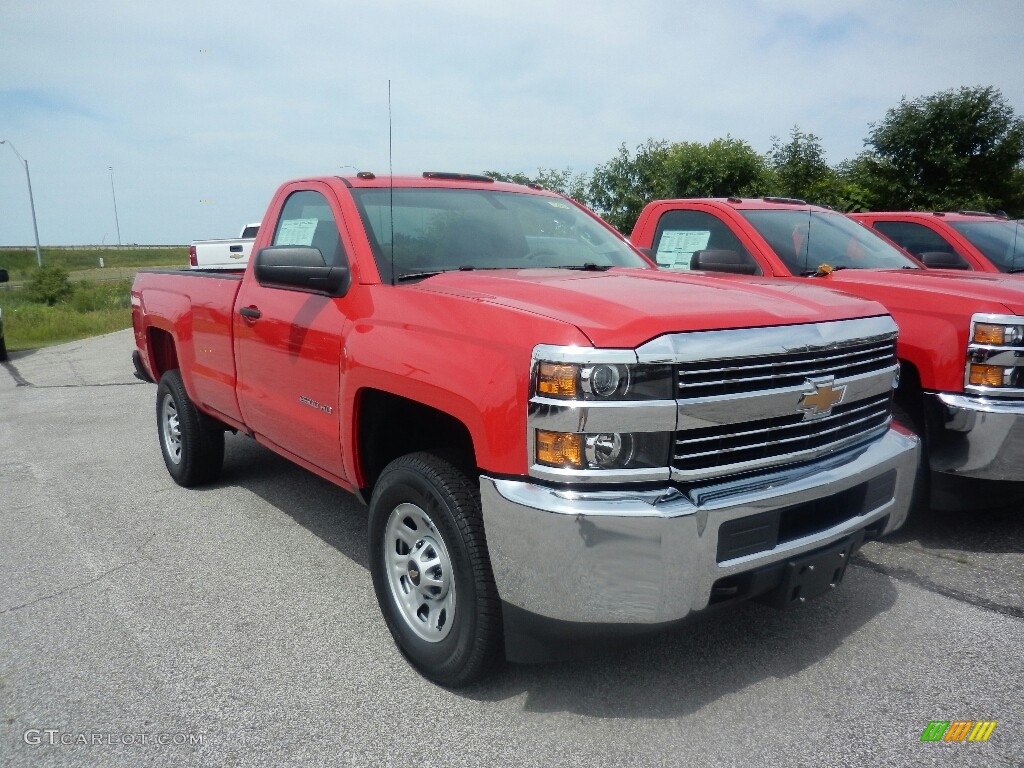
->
[655,230,711,269]
[276,218,318,246]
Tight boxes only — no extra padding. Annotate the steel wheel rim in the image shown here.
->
[383,502,455,643]
[161,393,183,465]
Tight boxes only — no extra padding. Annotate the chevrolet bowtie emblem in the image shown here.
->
[799,377,847,419]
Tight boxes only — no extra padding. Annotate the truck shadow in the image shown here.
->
[214,433,370,569]
[463,567,897,717]
[213,434,900,719]
[883,502,1023,555]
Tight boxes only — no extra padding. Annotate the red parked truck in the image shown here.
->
[132,175,919,685]
[850,211,1024,275]
[631,197,1024,512]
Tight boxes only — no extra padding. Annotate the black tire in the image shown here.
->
[368,452,502,687]
[155,369,225,487]
[892,400,930,517]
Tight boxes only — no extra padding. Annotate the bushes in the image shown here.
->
[1,278,133,351]
[69,280,133,312]
[0,248,169,352]
[22,271,130,310]
[25,266,73,305]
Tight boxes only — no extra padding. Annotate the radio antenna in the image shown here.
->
[1013,218,1021,274]
[805,204,813,275]
[389,79,395,285]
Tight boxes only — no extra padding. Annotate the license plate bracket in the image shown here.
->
[769,533,862,608]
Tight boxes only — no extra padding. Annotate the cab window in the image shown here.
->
[651,209,759,273]
[272,190,346,267]
[872,221,955,259]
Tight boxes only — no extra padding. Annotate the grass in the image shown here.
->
[0,246,186,282]
[0,246,187,352]
[2,279,135,351]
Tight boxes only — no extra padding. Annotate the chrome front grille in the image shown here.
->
[676,338,897,399]
[632,316,901,482]
[673,393,892,475]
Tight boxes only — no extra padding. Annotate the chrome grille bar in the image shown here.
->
[674,404,890,463]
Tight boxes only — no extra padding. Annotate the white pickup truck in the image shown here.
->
[188,223,261,270]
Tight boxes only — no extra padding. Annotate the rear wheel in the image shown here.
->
[368,452,502,687]
[156,369,225,487]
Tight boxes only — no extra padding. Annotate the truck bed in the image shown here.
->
[132,269,246,425]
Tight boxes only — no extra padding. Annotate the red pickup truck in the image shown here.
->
[132,175,918,685]
[631,198,1024,512]
[850,211,1024,275]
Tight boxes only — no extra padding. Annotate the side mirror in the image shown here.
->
[919,251,971,270]
[254,246,350,295]
[0,268,8,283]
[690,249,759,276]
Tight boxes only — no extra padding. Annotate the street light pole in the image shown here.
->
[0,139,43,267]
[108,166,122,246]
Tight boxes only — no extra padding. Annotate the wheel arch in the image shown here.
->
[354,389,478,499]
[146,326,180,380]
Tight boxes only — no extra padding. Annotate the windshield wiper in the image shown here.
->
[395,270,451,282]
[395,266,476,282]
[397,263,612,281]
[1007,266,1024,274]
[551,263,612,271]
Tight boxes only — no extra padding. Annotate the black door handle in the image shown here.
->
[239,306,261,320]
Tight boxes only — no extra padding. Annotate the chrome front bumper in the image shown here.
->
[480,427,918,626]
[927,393,1024,481]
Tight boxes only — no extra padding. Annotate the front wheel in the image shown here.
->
[156,369,225,487]
[368,453,502,687]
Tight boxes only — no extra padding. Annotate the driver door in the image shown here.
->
[234,184,351,479]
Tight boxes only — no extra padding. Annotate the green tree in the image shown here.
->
[666,137,772,200]
[765,127,873,212]
[587,137,774,233]
[483,168,589,201]
[26,265,74,306]
[767,127,831,199]
[858,86,1024,212]
[587,140,675,233]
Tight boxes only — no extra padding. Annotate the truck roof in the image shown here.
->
[301,173,564,196]
[659,197,821,211]
[851,211,1010,222]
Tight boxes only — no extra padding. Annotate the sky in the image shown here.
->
[1,0,1022,246]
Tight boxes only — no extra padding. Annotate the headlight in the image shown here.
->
[536,363,578,397]
[535,430,672,471]
[534,360,674,401]
[530,345,677,482]
[966,314,1024,395]
[973,322,1024,346]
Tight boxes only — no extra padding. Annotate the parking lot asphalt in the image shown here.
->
[1,331,1021,767]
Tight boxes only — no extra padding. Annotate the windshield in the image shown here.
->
[350,188,651,282]
[741,209,920,274]
[949,219,1024,273]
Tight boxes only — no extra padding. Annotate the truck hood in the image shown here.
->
[413,267,888,348]
[828,269,1024,316]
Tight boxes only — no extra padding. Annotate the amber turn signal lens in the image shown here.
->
[536,363,578,397]
[973,324,1005,345]
[969,364,1004,387]
[536,430,583,468]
